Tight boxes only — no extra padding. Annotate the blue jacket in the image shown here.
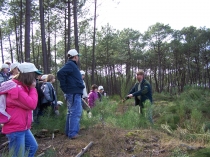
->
[0,72,9,85]
[57,60,84,94]
[41,82,57,105]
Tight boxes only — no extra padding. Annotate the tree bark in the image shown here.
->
[20,0,23,62]
[8,35,13,63]
[0,28,4,63]
[91,0,97,84]
[67,0,71,51]
[39,0,48,73]
[25,0,31,62]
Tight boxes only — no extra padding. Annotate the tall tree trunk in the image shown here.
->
[73,0,79,52]
[39,0,48,73]
[0,28,4,63]
[14,14,20,62]
[25,0,31,62]
[67,0,71,51]
[126,43,131,86]
[91,0,97,84]
[8,35,13,63]
[20,0,23,62]
[64,8,67,63]
[47,2,51,72]
[32,22,35,65]
[54,23,58,94]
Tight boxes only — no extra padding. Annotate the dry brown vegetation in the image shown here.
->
[33,125,204,157]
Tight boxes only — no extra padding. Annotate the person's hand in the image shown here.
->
[127,94,133,98]
[30,80,36,88]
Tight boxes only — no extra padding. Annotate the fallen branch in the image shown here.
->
[75,141,93,157]
[36,152,45,157]
[0,141,9,150]
[42,145,52,151]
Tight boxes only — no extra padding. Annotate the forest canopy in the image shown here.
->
[0,0,210,95]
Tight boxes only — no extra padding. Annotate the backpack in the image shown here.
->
[0,80,17,124]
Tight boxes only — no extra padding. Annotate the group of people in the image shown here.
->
[0,62,62,156]
[57,49,105,139]
[57,49,153,140]
[0,48,153,157]
[81,70,105,110]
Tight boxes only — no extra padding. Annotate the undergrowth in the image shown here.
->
[2,86,208,156]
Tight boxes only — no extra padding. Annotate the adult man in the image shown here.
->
[57,49,84,139]
[127,70,153,123]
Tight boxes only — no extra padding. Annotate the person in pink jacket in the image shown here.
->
[88,84,98,108]
[0,62,39,157]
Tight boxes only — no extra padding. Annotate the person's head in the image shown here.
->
[5,61,11,67]
[35,70,43,80]
[47,74,55,83]
[10,62,20,75]
[67,49,81,63]
[41,74,48,82]
[80,70,85,79]
[14,62,38,86]
[1,64,9,73]
[91,84,98,92]
[136,70,144,82]
[98,86,104,93]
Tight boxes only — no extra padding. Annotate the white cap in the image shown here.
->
[57,101,63,106]
[68,49,81,57]
[18,62,38,73]
[80,70,85,75]
[10,62,20,71]
[1,64,9,69]
[41,74,48,80]
[98,86,104,90]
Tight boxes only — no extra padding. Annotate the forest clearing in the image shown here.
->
[1,87,210,157]
[1,1,210,157]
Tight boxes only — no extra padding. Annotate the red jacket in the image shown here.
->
[1,79,38,134]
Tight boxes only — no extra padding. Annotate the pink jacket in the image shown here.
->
[88,90,98,108]
[0,79,38,134]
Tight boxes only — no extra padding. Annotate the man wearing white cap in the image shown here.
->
[57,49,84,139]
[0,64,10,85]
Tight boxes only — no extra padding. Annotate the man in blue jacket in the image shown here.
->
[57,49,84,139]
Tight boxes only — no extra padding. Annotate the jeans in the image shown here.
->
[6,129,38,157]
[65,94,82,138]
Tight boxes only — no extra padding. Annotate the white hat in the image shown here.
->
[10,62,20,71]
[80,70,85,75]
[67,49,81,57]
[98,86,104,90]
[57,101,63,106]
[1,64,9,69]
[41,74,48,80]
[18,62,38,73]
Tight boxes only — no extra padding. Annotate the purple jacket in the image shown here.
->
[88,90,98,108]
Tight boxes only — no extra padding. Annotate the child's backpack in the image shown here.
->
[0,80,17,124]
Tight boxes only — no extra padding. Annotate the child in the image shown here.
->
[97,85,104,101]
[88,84,98,108]
[41,74,59,115]
[0,62,38,157]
